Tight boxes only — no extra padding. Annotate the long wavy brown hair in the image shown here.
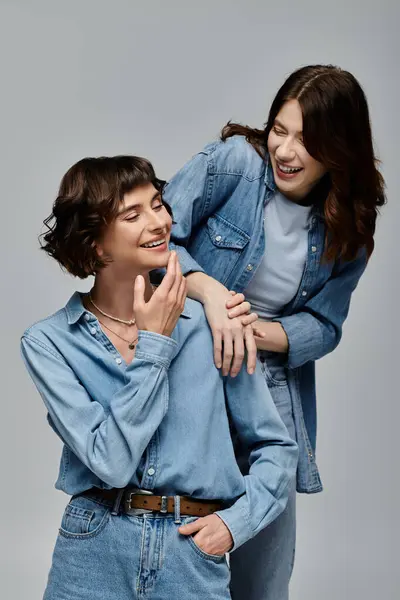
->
[221,65,386,261]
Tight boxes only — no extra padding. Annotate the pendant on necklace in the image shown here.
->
[129,342,136,350]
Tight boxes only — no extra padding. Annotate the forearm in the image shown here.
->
[185,271,229,304]
[254,321,289,353]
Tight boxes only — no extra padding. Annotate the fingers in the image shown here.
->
[169,252,183,299]
[178,275,187,311]
[244,324,258,374]
[178,518,205,536]
[226,292,245,310]
[133,275,146,312]
[252,327,266,338]
[213,329,223,370]
[228,301,252,319]
[239,312,259,326]
[157,251,176,295]
[221,331,233,377]
[230,329,245,377]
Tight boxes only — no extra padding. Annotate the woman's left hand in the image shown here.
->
[178,514,233,556]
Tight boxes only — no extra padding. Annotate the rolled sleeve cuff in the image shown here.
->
[215,504,253,551]
[132,331,177,370]
[274,314,323,369]
[169,243,205,277]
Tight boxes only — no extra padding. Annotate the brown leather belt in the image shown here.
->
[83,488,223,518]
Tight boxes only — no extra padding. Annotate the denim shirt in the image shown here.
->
[21,292,297,550]
[164,135,367,494]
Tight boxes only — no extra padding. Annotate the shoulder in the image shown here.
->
[201,135,267,181]
[177,298,211,341]
[21,304,72,358]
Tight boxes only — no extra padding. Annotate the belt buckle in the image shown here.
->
[125,488,154,512]
[159,496,168,513]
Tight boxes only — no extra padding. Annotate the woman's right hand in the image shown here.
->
[202,282,259,377]
[134,251,187,337]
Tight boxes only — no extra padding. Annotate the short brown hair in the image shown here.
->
[41,156,172,278]
[221,65,386,262]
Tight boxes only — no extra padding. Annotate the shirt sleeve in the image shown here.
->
[164,145,226,276]
[274,250,368,369]
[216,365,298,549]
[20,330,177,488]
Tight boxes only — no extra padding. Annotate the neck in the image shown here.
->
[90,269,153,321]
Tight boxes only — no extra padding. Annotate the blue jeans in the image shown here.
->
[230,351,297,600]
[43,494,231,599]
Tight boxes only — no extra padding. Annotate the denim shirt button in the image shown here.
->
[90,327,97,335]
[84,314,90,321]
[147,467,155,476]
[246,264,253,271]
[115,357,122,365]
[215,235,222,242]
[311,246,317,252]
[301,291,307,297]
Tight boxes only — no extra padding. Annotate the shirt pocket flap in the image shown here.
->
[207,214,250,250]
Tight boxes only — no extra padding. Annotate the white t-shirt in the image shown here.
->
[245,190,312,320]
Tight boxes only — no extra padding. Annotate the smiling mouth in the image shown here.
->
[140,238,167,249]
[277,162,303,174]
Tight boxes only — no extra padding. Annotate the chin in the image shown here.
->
[148,252,171,271]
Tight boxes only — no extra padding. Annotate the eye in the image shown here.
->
[153,203,164,211]
[125,214,139,222]
[273,126,285,136]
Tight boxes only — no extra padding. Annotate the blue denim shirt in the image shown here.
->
[164,135,367,494]
[21,292,297,549]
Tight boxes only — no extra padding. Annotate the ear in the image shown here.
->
[92,240,104,258]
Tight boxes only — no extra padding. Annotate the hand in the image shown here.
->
[134,251,187,337]
[226,291,259,327]
[203,284,259,377]
[178,514,233,556]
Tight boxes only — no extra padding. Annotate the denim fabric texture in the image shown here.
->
[164,135,367,493]
[43,493,231,599]
[230,350,296,600]
[21,293,297,551]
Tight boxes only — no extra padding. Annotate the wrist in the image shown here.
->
[255,322,288,353]
[186,272,228,305]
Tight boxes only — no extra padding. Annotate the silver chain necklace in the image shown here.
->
[88,294,136,326]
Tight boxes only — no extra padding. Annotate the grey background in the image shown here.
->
[1,0,398,598]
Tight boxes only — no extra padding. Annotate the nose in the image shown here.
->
[147,208,169,233]
[275,137,296,162]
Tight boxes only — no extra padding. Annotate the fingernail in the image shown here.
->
[248,368,254,375]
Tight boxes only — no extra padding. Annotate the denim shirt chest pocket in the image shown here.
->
[189,213,250,286]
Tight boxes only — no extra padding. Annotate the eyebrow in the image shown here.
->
[274,119,303,135]
[118,191,162,216]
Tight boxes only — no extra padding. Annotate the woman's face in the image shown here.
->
[267,99,327,201]
[96,182,172,273]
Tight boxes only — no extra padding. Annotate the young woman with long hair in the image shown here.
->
[163,64,386,599]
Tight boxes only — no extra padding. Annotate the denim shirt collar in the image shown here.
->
[263,155,276,192]
[65,291,192,325]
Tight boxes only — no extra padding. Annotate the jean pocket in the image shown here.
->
[182,517,227,563]
[59,496,110,539]
[259,354,288,387]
